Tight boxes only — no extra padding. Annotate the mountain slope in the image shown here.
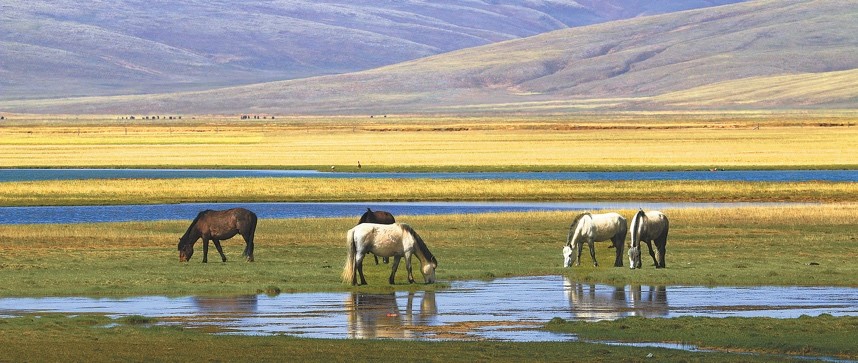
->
[0,0,744,100]
[2,0,856,114]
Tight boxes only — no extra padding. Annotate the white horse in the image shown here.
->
[563,212,627,267]
[628,210,669,269]
[342,223,438,286]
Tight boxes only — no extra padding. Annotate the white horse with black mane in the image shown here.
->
[628,209,669,269]
[563,212,627,267]
[342,223,438,286]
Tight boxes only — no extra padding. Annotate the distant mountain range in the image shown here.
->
[1,0,743,101]
[3,0,857,114]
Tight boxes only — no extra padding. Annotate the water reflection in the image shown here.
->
[192,295,258,314]
[1,276,857,341]
[346,292,437,339]
[564,279,668,321]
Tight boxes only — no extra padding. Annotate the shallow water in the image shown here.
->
[1,168,856,182]
[0,201,808,225]
[2,276,856,341]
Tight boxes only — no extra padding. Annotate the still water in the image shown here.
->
[1,168,857,182]
[2,276,856,341]
[0,201,806,225]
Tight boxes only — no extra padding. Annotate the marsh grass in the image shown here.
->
[2,178,857,206]
[1,205,856,296]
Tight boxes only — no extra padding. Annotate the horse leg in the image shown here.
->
[588,239,598,267]
[644,240,658,267]
[373,253,379,265]
[574,240,583,266]
[355,253,367,285]
[241,233,254,262]
[212,240,227,262]
[405,255,415,284]
[655,237,667,268]
[202,238,209,263]
[612,235,624,267]
[388,256,402,285]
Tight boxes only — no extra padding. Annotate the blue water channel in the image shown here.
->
[0,201,806,225]
[1,168,857,182]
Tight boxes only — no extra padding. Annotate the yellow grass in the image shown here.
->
[1,113,857,169]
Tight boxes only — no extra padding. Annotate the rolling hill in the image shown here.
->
[2,0,856,114]
[0,0,743,101]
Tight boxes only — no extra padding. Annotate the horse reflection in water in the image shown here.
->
[563,277,668,320]
[192,295,259,315]
[346,291,437,339]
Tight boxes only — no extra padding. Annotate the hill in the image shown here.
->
[2,0,856,114]
[0,0,743,101]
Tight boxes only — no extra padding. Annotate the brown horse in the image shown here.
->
[358,208,396,264]
[178,208,257,263]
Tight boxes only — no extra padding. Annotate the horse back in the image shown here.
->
[359,208,395,225]
[590,213,626,241]
[351,223,408,258]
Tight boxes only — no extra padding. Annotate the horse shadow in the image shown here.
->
[346,291,438,339]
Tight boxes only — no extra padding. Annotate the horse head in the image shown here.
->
[628,246,641,269]
[422,258,438,284]
[562,245,574,267]
[178,237,194,262]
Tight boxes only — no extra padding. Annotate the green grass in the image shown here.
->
[0,314,798,362]
[545,315,858,360]
[2,206,856,297]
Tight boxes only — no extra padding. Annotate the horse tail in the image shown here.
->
[342,227,357,284]
[243,211,258,258]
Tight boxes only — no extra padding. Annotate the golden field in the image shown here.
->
[1,112,857,170]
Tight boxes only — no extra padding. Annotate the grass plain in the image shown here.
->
[1,113,857,170]
[1,113,858,361]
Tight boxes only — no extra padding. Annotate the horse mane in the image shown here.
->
[570,212,591,228]
[630,209,645,247]
[401,224,437,266]
[180,210,210,245]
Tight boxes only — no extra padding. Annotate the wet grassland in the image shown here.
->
[1,113,857,361]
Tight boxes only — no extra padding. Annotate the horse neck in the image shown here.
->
[407,230,434,267]
[181,220,202,245]
[568,215,590,244]
[631,212,645,247]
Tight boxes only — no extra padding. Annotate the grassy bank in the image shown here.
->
[0,314,804,362]
[545,314,858,360]
[2,178,857,206]
[2,205,856,297]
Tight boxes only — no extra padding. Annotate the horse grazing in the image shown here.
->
[563,212,627,267]
[358,208,396,265]
[178,208,257,263]
[342,223,438,286]
[628,209,669,269]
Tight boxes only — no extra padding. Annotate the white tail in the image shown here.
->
[341,228,356,284]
